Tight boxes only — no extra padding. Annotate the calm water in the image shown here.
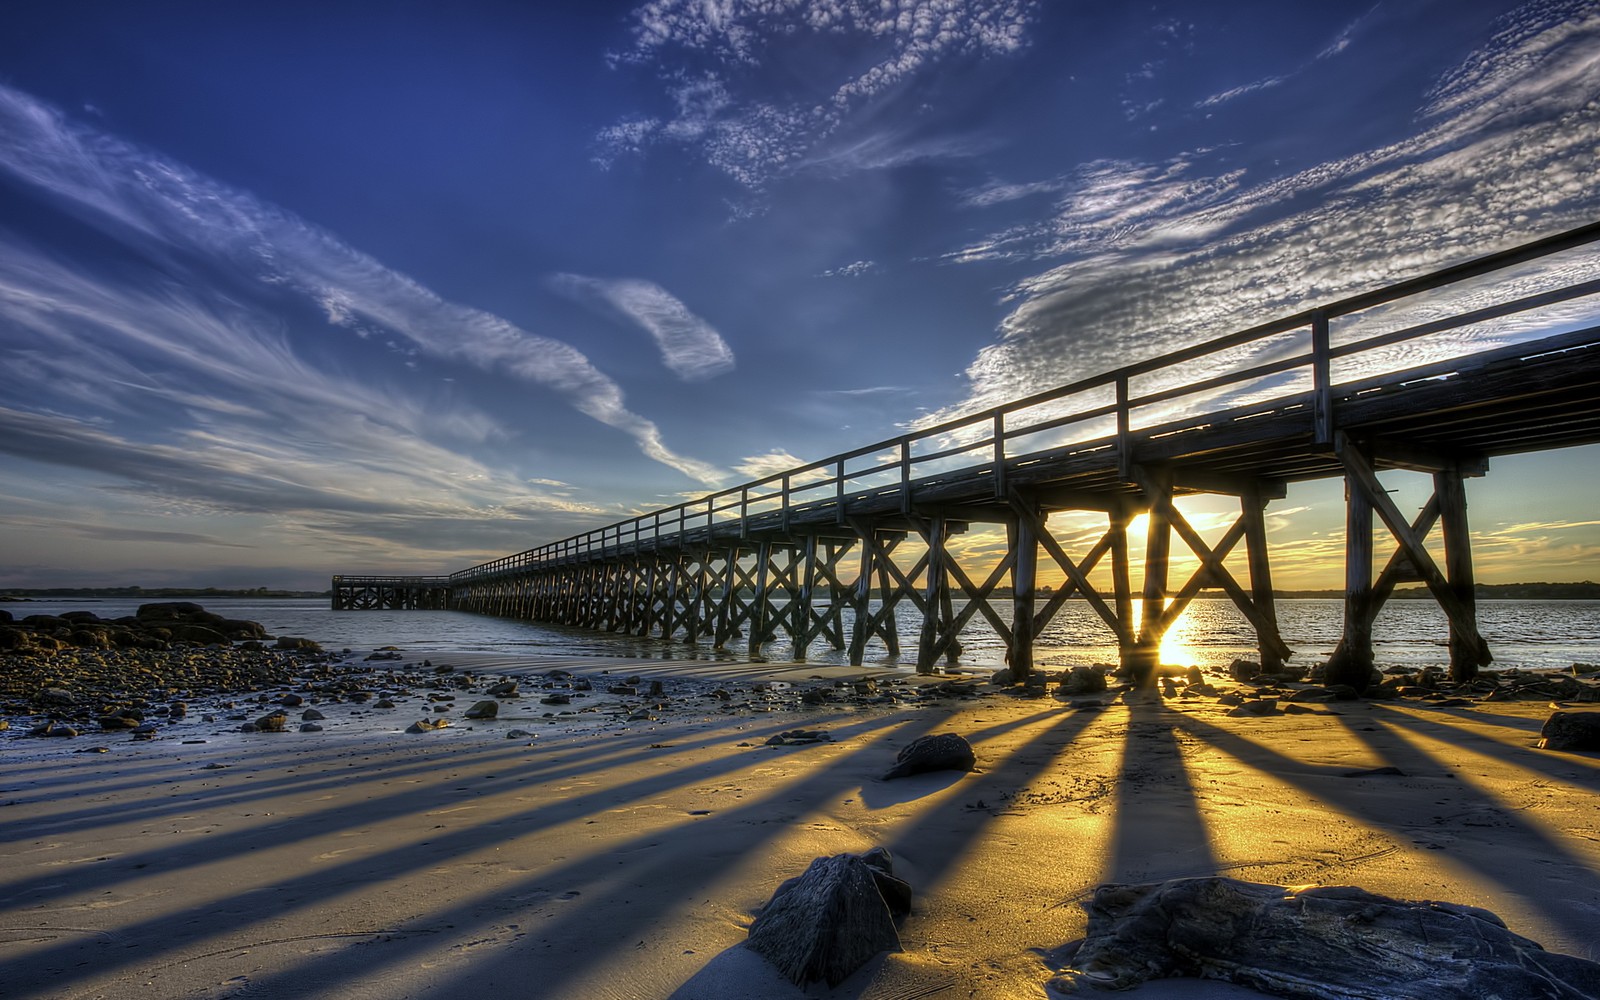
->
[8,595,1598,673]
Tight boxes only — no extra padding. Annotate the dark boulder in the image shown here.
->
[218,618,268,640]
[746,848,911,987]
[168,624,228,645]
[1049,876,1600,998]
[1227,658,1261,682]
[1539,711,1600,752]
[1059,666,1107,696]
[882,733,975,780]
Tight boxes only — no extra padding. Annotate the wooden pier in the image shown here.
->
[330,575,453,611]
[335,224,1600,691]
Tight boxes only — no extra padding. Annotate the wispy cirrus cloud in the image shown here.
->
[548,274,735,381]
[951,153,1247,263]
[0,235,614,534]
[0,83,723,486]
[597,0,1040,189]
[931,0,1600,424]
[1195,5,1374,109]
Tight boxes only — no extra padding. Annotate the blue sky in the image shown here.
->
[1,0,1598,590]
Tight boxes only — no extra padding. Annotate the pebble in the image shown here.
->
[1227,699,1280,717]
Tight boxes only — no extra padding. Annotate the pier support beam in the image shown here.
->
[1131,468,1174,687]
[916,516,950,674]
[1124,467,1292,685]
[1242,486,1283,673]
[847,526,875,666]
[1010,512,1037,680]
[1329,434,1491,691]
[1437,469,1482,682]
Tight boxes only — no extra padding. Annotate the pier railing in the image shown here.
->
[451,222,1600,584]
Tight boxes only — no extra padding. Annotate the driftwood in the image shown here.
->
[746,847,911,987]
[1049,877,1600,999]
[882,733,976,780]
[1539,710,1600,752]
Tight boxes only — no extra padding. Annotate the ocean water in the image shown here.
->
[7,595,1598,674]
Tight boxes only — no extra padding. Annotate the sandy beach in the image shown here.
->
[3,648,1599,999]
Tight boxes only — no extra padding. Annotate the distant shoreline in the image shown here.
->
[4,582,1597,601]
[1,588,329,601]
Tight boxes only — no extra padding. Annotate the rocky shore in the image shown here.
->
[0,602,337,735]
[6,599,1598,746]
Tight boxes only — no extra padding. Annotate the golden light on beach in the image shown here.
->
[1120,598,1204,668]
[4,651,1600,999]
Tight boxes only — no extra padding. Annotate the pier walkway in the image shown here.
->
[333,224,1600,691]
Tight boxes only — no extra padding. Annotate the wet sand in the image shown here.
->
[2,650,1598,998]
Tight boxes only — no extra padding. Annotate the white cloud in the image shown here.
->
[948,153,1246,264]
[1195,5,1374,110]
[820,259,879,278]
[600,0,1040,188]
[0,84,725,486]
[819,384,909,397]
[933,0,1600,427]
[549,274,735,381]
[734,449,809,481]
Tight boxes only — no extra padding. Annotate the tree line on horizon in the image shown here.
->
[1,586,330,600]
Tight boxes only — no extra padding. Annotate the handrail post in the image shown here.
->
[836,458,846,524]
[1116,375,1132,481]
[992,411,1006,498]
[781,473,791,534]
[1312,309,1333,444]
[900,440,912,514]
